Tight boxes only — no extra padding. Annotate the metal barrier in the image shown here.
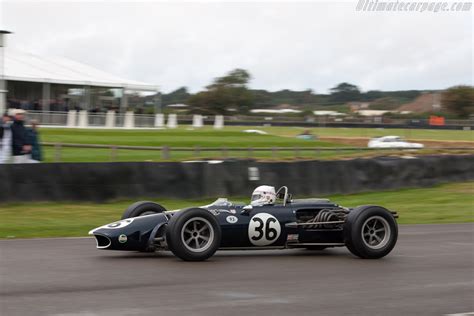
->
[41,142,474,162]
[27,111,69,126]
[1,154,473,202]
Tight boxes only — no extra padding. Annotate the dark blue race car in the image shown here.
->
[89,186,398,261]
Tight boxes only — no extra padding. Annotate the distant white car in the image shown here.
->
[368,136,424,149]
[242,129,268,135]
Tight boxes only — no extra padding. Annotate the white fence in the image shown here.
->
[26,111,224,129]
[24,110,473,130]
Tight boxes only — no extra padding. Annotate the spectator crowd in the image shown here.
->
[7,98,82,112]
[7,97,124,114]
[0,109,43,164]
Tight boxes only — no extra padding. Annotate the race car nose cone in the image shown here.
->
[93,234,112,249]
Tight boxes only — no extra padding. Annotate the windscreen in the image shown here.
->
[205,198,233,208]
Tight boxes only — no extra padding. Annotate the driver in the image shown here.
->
[250,185,276,206]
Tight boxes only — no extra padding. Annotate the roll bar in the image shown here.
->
[276,186,291,206]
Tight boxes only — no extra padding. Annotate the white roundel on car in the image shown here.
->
[248,213,281,246]
[88,218,134,235]
[226,215,238,224]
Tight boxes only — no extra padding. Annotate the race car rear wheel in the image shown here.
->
[344,205,398,259]
[121,201,167,220]
[166,208,221,261]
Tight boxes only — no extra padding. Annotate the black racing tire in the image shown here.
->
[344,205,398,259]
[121,201,167,220]
[305,246,327,251]
[166,208,221,261]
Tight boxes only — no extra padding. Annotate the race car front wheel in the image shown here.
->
[344,205,398,259]
[121,201,168,252]
[121,201,167,220]
[166,208,221,261]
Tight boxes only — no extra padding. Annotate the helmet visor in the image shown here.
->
[251,194,262,202]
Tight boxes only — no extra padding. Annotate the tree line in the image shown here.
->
[160,68,473,118]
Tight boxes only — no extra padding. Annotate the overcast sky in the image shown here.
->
[0,0,472,93]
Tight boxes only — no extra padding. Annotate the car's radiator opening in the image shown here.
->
[94,234,111,249]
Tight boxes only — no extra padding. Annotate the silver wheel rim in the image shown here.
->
[361,216,391,250]
[181,217,214,253]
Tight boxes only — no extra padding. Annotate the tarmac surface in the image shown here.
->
[1,223,473,316]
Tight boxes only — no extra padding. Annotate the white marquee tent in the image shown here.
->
[0,30,158,114]
[3,48,157,91]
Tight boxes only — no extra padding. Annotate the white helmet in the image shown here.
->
[250,185,276,206]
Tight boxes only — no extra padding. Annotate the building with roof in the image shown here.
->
[0,31,158,114]
[356,110,391,116]
[313,110,346,116]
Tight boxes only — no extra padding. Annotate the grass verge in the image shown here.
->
[0,182,472,239]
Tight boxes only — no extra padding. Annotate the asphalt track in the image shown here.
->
[1,224,473,316]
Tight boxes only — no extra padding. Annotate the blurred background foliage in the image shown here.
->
[155,68,473,118]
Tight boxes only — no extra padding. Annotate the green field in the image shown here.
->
[1,182,472,239]
[262,126,474,141]
[41,126,473,144]
[44,147,367,162]
[41,127,344,162]
[39,126,473,162]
